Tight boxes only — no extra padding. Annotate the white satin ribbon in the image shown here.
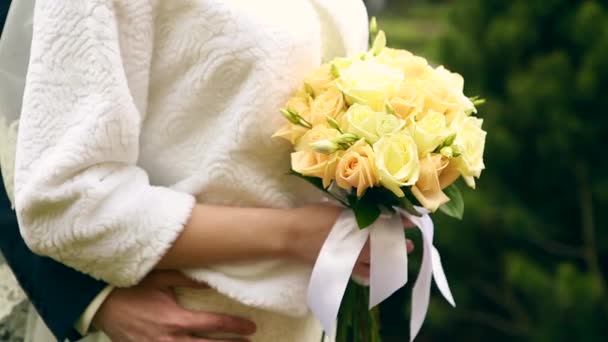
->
[397,207,456,341]
[307,206,455,341]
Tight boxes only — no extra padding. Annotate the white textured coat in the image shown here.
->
[12,1,368,339]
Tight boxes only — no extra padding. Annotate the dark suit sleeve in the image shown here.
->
[0,176,108,342]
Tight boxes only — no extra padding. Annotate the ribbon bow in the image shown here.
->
[307,206,455,341]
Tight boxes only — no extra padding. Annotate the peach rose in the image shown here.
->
[309,87,346,125]
[303,64,335,98]
[291,126,341,188]
[412,154,451,212]
[272,123,308,145]
[335,139,379,197]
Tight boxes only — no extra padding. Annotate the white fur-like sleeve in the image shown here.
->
[14,0,195,287]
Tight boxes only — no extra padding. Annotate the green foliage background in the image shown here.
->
[370,0,608,341]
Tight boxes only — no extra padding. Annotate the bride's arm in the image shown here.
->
[14,1,337,287]
[157,204,340,270]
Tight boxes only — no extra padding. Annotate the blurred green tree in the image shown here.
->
[377,0,608,341]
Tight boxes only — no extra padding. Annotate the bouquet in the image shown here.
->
[274,19,486,342]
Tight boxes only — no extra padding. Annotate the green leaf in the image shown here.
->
[439,184,464,220]
[398,195,422,217]
[350,193,381,229]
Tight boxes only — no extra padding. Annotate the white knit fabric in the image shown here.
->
[11,0,368,340]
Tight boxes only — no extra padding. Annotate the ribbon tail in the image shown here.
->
[408,213,434,342]
[431,246,455,307]
[307,209,369,339]
[369,214,408,309]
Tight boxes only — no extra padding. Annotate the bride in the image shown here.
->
[0,0,400,341]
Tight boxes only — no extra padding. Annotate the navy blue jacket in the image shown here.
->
[0,183,107,341]
[1,3,108,340]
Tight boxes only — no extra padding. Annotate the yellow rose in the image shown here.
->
[345,104,405,144]
[303,64,335,98]
[417,66,475,119]
[451,116,486,188]
[309,87,346,125]
[337,59,404,111]
[411,154,451,212]
[411,110,453,156]
[335,139,379,197]
[373,133,420,197]
[291,126,341,188]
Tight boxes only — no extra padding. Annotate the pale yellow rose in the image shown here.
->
[411,110,453,156]
[345,104,405,144]
[373,133,420,197]
[337,59,404,111]
[417,77,460,118]
[412,154,451,212]
[416,66,475,119]
[434,66,476,114]
[451,116,486,188]
[303,64,335,98]
[309,87,346,125]
[335,139,379,197]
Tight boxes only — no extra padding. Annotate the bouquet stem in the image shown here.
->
[335,280,382,342]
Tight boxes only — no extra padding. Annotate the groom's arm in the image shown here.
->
[0,183,108,341]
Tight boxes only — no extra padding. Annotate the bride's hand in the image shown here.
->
[286,205,415,279]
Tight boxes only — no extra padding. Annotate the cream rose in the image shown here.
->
[373,133,420,197]
[337,59,404,111]
[345,104,405,144]
[411,110,453,156]
[335,139,379,197]
[309,87,346,125]
[451,116,486,188]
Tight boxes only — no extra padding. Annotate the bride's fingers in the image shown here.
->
[402,216,416,229]
[357,241,370,264]
[187,312,257,336]
[407,239,414,253]
[352,262,370,279]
